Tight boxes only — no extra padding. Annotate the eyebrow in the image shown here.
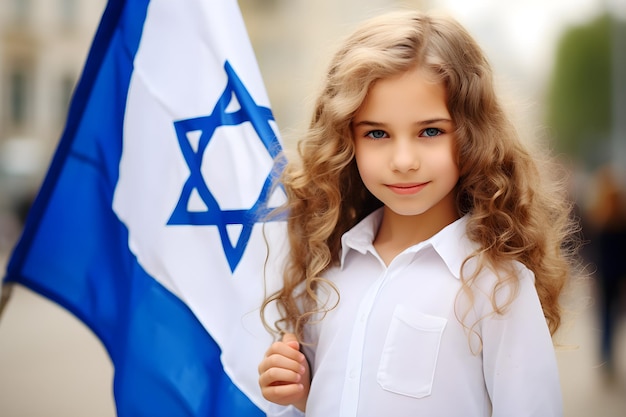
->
[352,118,453,128]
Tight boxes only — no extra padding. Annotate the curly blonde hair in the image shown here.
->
[262,10,578,342]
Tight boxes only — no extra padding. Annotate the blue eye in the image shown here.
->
[422,128,442,137]
[366,130,387,139]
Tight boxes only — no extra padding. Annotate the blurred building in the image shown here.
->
[240,0,428,138]
[0,0,427,218]
[0,0,106,216]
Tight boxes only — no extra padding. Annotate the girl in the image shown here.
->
[258,9,577,417]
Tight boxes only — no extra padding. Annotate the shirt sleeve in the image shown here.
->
[266,403,306,417]
[480,265,563,417]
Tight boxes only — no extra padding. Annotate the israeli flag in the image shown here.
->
[3,0,287,416]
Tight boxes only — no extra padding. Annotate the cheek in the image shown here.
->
[436,141,459,174]
[354,148,378,187]
[444,160,460,185]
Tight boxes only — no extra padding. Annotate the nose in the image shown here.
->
[390,138,419,172]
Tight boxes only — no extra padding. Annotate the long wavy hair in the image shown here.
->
[261,10,578,344]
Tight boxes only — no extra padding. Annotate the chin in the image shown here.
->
[386,206,430,217]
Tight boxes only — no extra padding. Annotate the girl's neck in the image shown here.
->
[373,205,459,266]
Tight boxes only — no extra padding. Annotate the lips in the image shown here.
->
[386,182,428,195]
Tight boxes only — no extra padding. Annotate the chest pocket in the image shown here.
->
[377,305,447,398]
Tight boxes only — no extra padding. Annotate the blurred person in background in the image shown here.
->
[585,164,626,379]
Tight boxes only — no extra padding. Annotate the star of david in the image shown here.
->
[168,61,285,272]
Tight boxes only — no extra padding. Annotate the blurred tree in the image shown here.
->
[546,14,619,165]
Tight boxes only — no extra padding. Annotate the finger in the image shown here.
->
[282,332,300,350]
[258,352,306,375]
[260,382,304,404]
[264,341,305,363]
[259,366,302,388]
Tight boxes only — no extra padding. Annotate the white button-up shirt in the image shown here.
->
[270,209,562,417]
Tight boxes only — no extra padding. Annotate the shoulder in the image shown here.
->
[467,259,539,315]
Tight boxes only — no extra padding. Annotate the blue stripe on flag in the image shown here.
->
[3,0,274,415]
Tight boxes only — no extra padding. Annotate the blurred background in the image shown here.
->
[0,0,625,415]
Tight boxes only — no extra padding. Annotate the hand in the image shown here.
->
[258,333,311,412]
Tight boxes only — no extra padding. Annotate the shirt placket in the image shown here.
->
[339,244,424,417]
[339,252,413,417]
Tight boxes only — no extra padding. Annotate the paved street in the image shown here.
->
[0,251,625,416]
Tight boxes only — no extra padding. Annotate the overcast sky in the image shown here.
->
[435,0,622,83]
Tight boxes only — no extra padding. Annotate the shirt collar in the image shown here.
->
[340,208,476,279]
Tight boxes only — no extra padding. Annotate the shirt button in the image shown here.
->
[360,314,366,322]
[349,369,357,379]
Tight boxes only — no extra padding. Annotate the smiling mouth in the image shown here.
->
[387,182,428,195]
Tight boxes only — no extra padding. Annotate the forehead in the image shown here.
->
[354,67,450,122]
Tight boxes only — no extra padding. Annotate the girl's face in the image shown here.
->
[352,67,459,223]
